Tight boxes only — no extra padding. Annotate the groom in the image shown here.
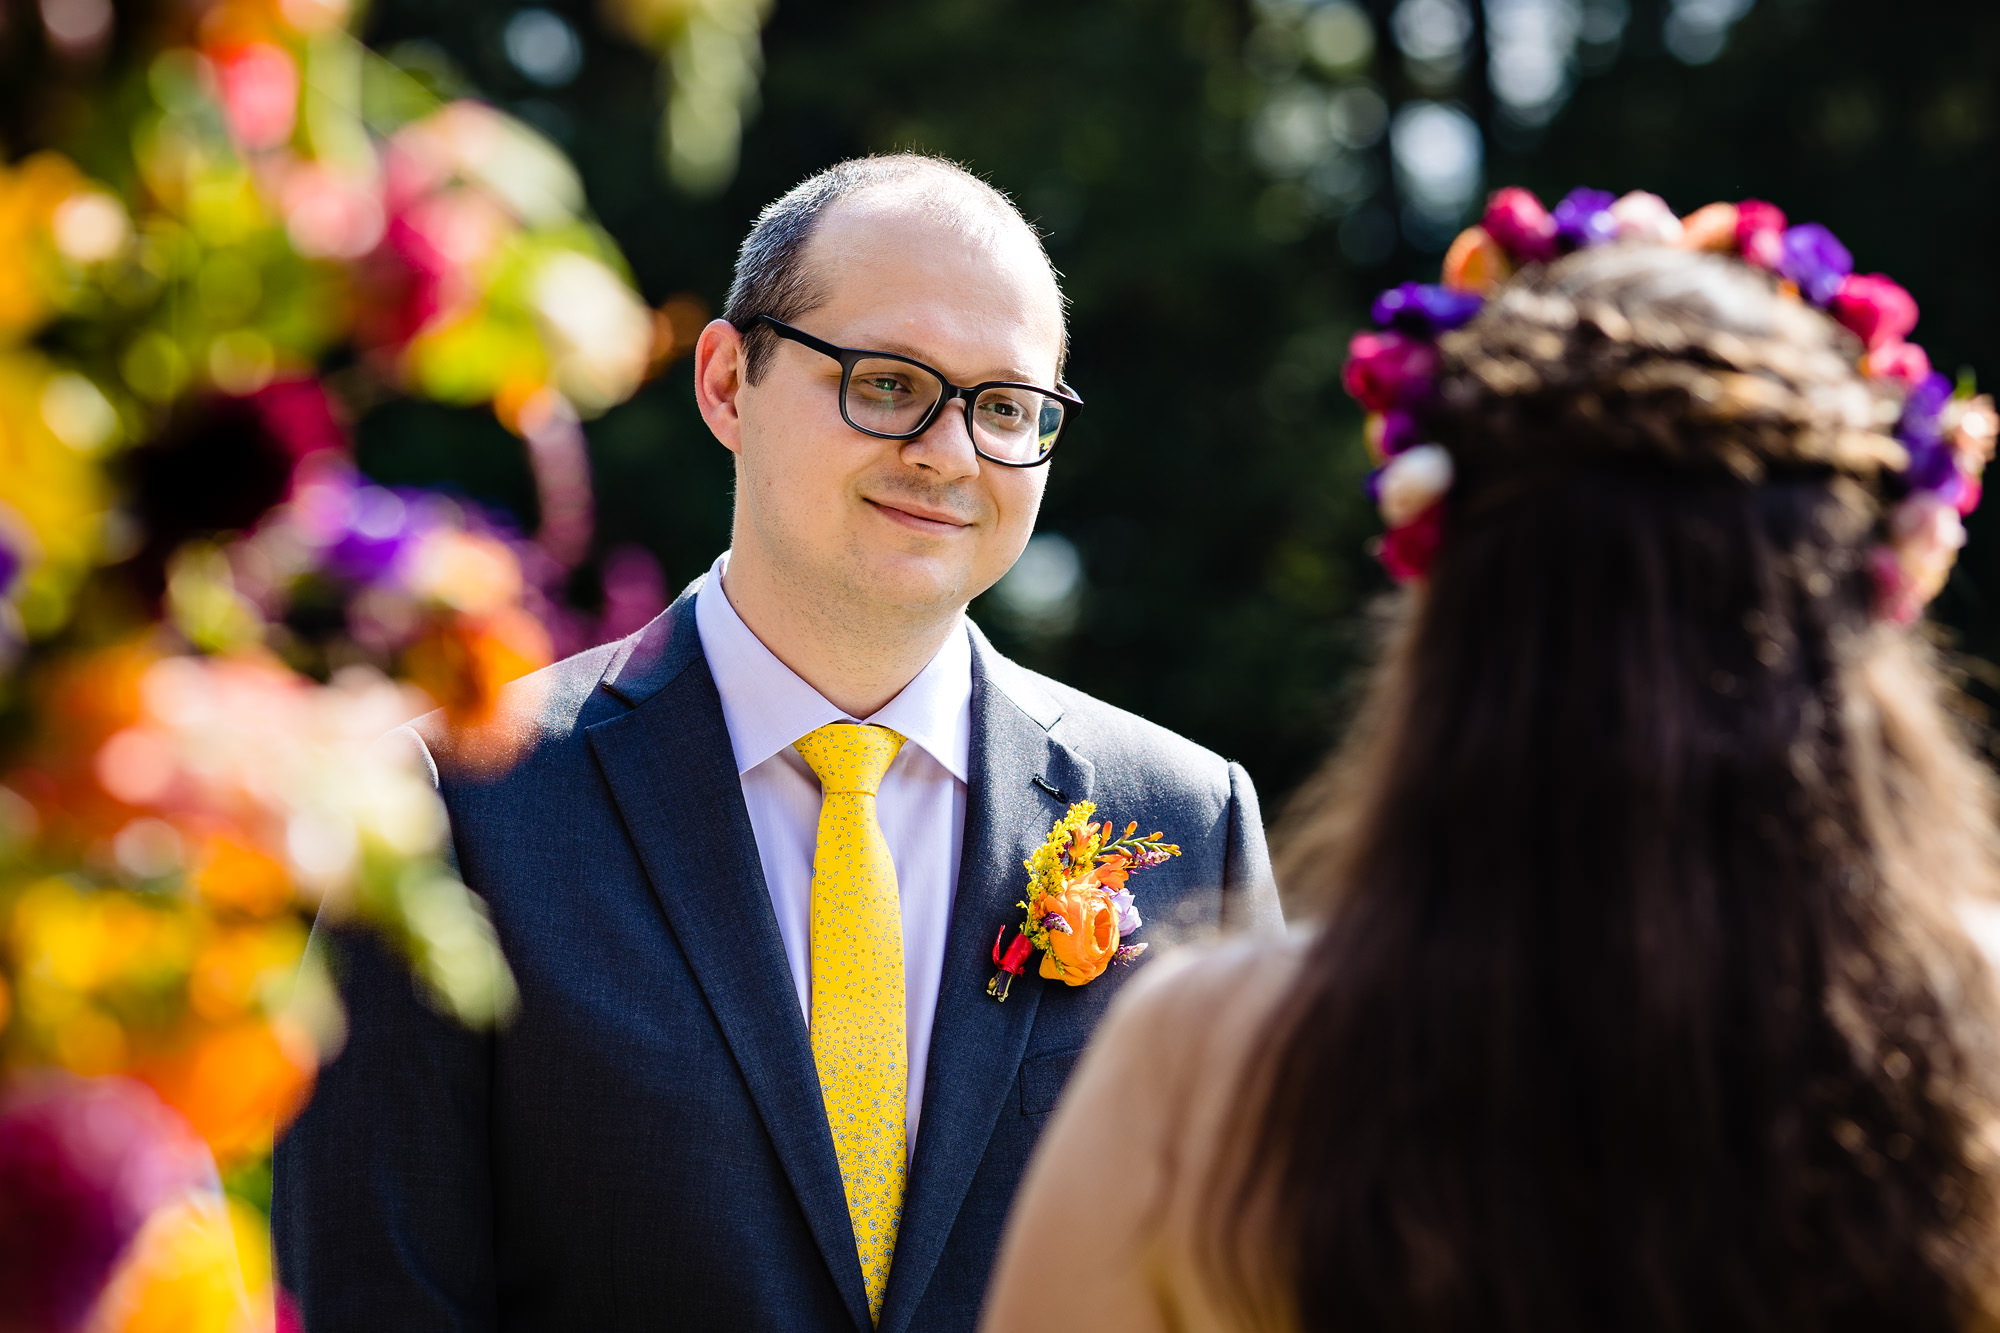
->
[274,154,1281,1332]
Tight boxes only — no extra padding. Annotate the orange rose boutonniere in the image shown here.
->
[987,801,1180,1001]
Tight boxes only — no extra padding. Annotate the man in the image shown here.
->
[274,154,1281,1332]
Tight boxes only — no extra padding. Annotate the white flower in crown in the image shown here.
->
[1611,191,1685,245]
[1377,444,1455,528]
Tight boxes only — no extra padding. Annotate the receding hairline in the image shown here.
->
[724,154,1070,380]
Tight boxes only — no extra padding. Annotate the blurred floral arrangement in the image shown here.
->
[0,0,711,1327]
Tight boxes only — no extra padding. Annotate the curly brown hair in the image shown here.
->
[1222,244,2000,1332]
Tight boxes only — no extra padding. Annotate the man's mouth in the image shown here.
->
[865,497,975,532]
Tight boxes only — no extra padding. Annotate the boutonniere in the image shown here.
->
[987,801,1180,1001]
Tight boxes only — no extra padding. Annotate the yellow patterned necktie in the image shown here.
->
[794,721,908,1324]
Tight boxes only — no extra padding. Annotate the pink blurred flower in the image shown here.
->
[1864,342,1931,387]
[1610,191,1683,245]
[1481,187,1559,264]
[280,161,386,260]
[1734,200,1787,270]
[0,1074,216,1333]
[213,43,300,152]
[1833,274,1920,351]
[1343,332,1439,414]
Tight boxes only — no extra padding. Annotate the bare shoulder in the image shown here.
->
[1106,932,1309,1051]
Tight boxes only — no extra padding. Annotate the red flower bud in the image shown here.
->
[1481,187,1558,264]
[1343,332,1439,414]
[1379,503,1444,582]
[1735,199,1787,269]
[1833,274,1920,351]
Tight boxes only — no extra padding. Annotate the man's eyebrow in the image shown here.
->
[858,338,1045,384]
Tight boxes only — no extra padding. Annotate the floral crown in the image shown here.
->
[1342,187,1998,624]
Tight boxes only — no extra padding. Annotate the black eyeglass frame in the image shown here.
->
[741,314,1081,468]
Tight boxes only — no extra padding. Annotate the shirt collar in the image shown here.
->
[693,552,973,783]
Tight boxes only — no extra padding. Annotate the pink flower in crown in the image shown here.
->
[1865,342,1932,388]
[1610,191,1683,245]
[1735,200,1788,270]
[1833,274,1919,351]
[1343,332,1439,414]
[1481,188,1559,264]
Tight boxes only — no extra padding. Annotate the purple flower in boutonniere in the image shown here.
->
[985,802,1181,1001]
[1109,888,1141,937]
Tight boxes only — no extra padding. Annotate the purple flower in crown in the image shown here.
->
[1040,912,1073,936]
[1900,372,1957,448]
[1777,224,1854,307]
[1552,187,1619,251]
[1371,283,1485,339]
[1377,409,1422,458]
[1903,437,1961,495]
[0,531,19,599]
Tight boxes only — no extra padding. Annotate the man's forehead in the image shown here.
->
[806,192,1062,319]
[798,198,1063,376]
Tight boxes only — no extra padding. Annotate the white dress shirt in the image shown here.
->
[693,552,970,1155]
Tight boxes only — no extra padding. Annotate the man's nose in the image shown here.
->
[901,393,982,480]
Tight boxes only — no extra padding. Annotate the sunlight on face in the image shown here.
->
[732,193,1065,621]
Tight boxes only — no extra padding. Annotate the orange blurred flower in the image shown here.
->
[137,1017,315,1163]
[1441,225,1513,295]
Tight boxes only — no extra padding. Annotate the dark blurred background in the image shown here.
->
[23,0,1996,809]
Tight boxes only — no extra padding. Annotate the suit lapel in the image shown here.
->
[876,635,1095,1333]
[586,593,873,1333]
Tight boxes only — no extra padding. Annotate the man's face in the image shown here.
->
[722,200,1064,621]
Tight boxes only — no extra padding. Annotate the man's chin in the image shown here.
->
[842,550,977,616]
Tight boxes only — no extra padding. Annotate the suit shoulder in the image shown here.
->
[414,636,630,782]
[997,659,1234,792]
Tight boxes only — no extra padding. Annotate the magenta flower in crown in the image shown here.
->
[1735,200,1788,269]
[1482,187,1559,264]
[1343,332,1440,414]
[1338,183,1994,625]
[1834,274,1920,351]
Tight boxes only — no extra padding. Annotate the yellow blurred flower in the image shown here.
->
[0,350,114,634]
[0,152,92,343]
[10,879,197,997]
[85,1190,264,1333]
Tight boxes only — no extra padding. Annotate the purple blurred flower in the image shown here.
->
[0,531,19,599]
[1777,224,1853,307]
[326,486,427,583]
[1903,437,1961,494]
[0,1074,216,1333]
[1552,188,1619,251]
[1363,467,1384,508]
[1900,372,1957,448]
[1371,284,1485,338]
[1111,942,1149,967]
[1109,888,1142,937]
[1377,409,1422,458]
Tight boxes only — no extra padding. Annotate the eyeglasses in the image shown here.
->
[743,314,1080,468]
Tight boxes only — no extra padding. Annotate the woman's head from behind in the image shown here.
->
[1247,221,2000,1332]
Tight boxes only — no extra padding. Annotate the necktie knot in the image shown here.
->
[795,722,906,796]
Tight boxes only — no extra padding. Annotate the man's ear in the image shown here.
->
[693,318,749,454]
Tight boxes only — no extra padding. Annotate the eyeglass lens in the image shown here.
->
[844,356,1063,463]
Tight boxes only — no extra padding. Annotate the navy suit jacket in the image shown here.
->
[274,586,1281,1331]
